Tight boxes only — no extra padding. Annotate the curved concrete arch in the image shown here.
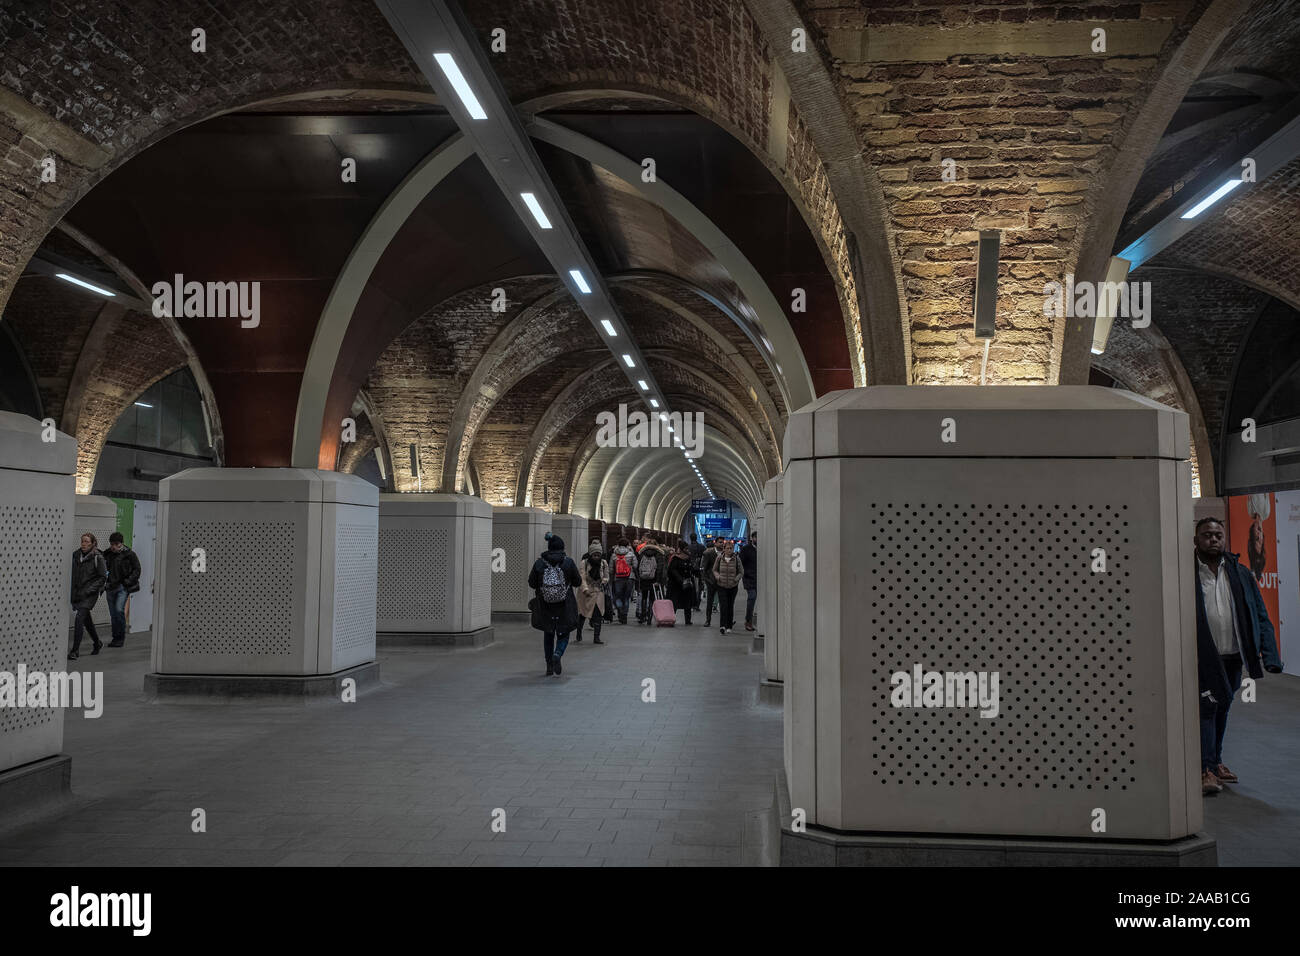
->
[290,131,476,468]
[611,274,785,448]
[742,0,909,385]
[648,474,696,531]
[646,351,780,477]
[515,355,623,506]
[53,222,226,467]
[615,449,684,524]
[528,117,816,412]
[652,476,700,532]
[1061,0,1254,384]
[561,419,609,515]
[632,459,693,527]
[594,446,639,522]
[446,282,569,490]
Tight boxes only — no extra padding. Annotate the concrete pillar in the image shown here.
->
[492,506,551,619]
[758,475,785,702]
[68,495,118,637]
[376,493,493,647]
[0,412,76,811]
[780,386,1202,855]
[145,468,379,699]
[587,518,606,552]
[550,513,589,555]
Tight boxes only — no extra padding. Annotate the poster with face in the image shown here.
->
[1264,491,1300,675]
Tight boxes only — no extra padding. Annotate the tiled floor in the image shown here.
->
[1,617,782,867]
[2,618,1296,866]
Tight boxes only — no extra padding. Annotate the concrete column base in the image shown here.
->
[759,678,783,704]
[378,626,494,648]
[493,610,532,622]
[143,661,380,702]
[774,770,1217,867]
[752,634,765,653]
[0,755,72,827]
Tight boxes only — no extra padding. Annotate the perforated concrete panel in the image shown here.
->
[491,507,551,615]
[550,514,590,556]
[68,495,118,632]
[0,413,75,773]
[152,468,378,676]
[783,386,1198,841]
[377,494,492,634]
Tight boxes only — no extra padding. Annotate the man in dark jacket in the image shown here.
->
[1193,517,1283,795]
[69,532,107,660]
[527,534,582,677]
[739,531,758,631]
[688,533,706,610]
[103,531,142,648]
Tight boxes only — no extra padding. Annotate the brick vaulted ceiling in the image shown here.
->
[2,0,1299,507]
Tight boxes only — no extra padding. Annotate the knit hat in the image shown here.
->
[548,535,565,551]
[588,540,603,556]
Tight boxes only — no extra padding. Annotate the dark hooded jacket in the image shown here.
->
[527,549,582,633]
[71,547,107,611]
[105,545,142,593]
[739,540,758,590]
[1195,549,1282,704]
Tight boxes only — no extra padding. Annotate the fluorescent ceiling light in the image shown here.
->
[659,413,667,421]
[650,399,660,408]
[622,354,635,368]
[133,401,153,408]
[601,320,617,336]
[569,269,592,294]
[1090,346,1104,355]
[520,192,552,229]
[1180,179,1242,219]
[637,380,648,390]
[433,53,487,120]
[55,273,115,297]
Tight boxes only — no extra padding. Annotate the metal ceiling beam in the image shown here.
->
[1118,94,1300,270]
[374,0,710,498]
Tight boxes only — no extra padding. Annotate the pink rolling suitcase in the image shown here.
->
[652,584,675,627]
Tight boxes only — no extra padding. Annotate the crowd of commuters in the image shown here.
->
[527,529,759,676]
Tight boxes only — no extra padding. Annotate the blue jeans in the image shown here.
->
[1200,654,1243,772]
[745,587,757,626]
[611,578,634,623]
[544,630,570,664]
[107,586,128,642]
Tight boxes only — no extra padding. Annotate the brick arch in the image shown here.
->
[476,0,878,383]
[0,0,427,320]
[1063,0,1259,383]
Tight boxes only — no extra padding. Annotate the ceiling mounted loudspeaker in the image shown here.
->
[1090,256,1132,356]
[973,230,1000,340]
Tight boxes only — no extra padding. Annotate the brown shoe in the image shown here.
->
[1215,764,1238,783]
[1201,770,1223,795]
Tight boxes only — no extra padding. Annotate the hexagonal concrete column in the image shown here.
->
[491,507,551,620]
[780,386,1208,863]
[146,468,379,699]
[377,493,493,647]
[549,514,590,557]
[0,412,76,812]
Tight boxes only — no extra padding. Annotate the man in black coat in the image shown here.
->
[1193,517,1283,794]
[527,535,582,677]
[103,531,142,648]
[739,531,759,632]
[688,533,706,610]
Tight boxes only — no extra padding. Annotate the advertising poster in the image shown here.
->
[1228,493,1280,658]
[1270,490,1300,675]
[129,499,157,634]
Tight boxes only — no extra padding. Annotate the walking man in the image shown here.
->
[103,531,141,648]
[528,534,582,677]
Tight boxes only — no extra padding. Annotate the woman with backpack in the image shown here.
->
[69,532,107,660]
[527,535,583,677]
[609,538,637,624]
[712,540,741,634]
[666,541,696,626]
[574,541,608,645]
